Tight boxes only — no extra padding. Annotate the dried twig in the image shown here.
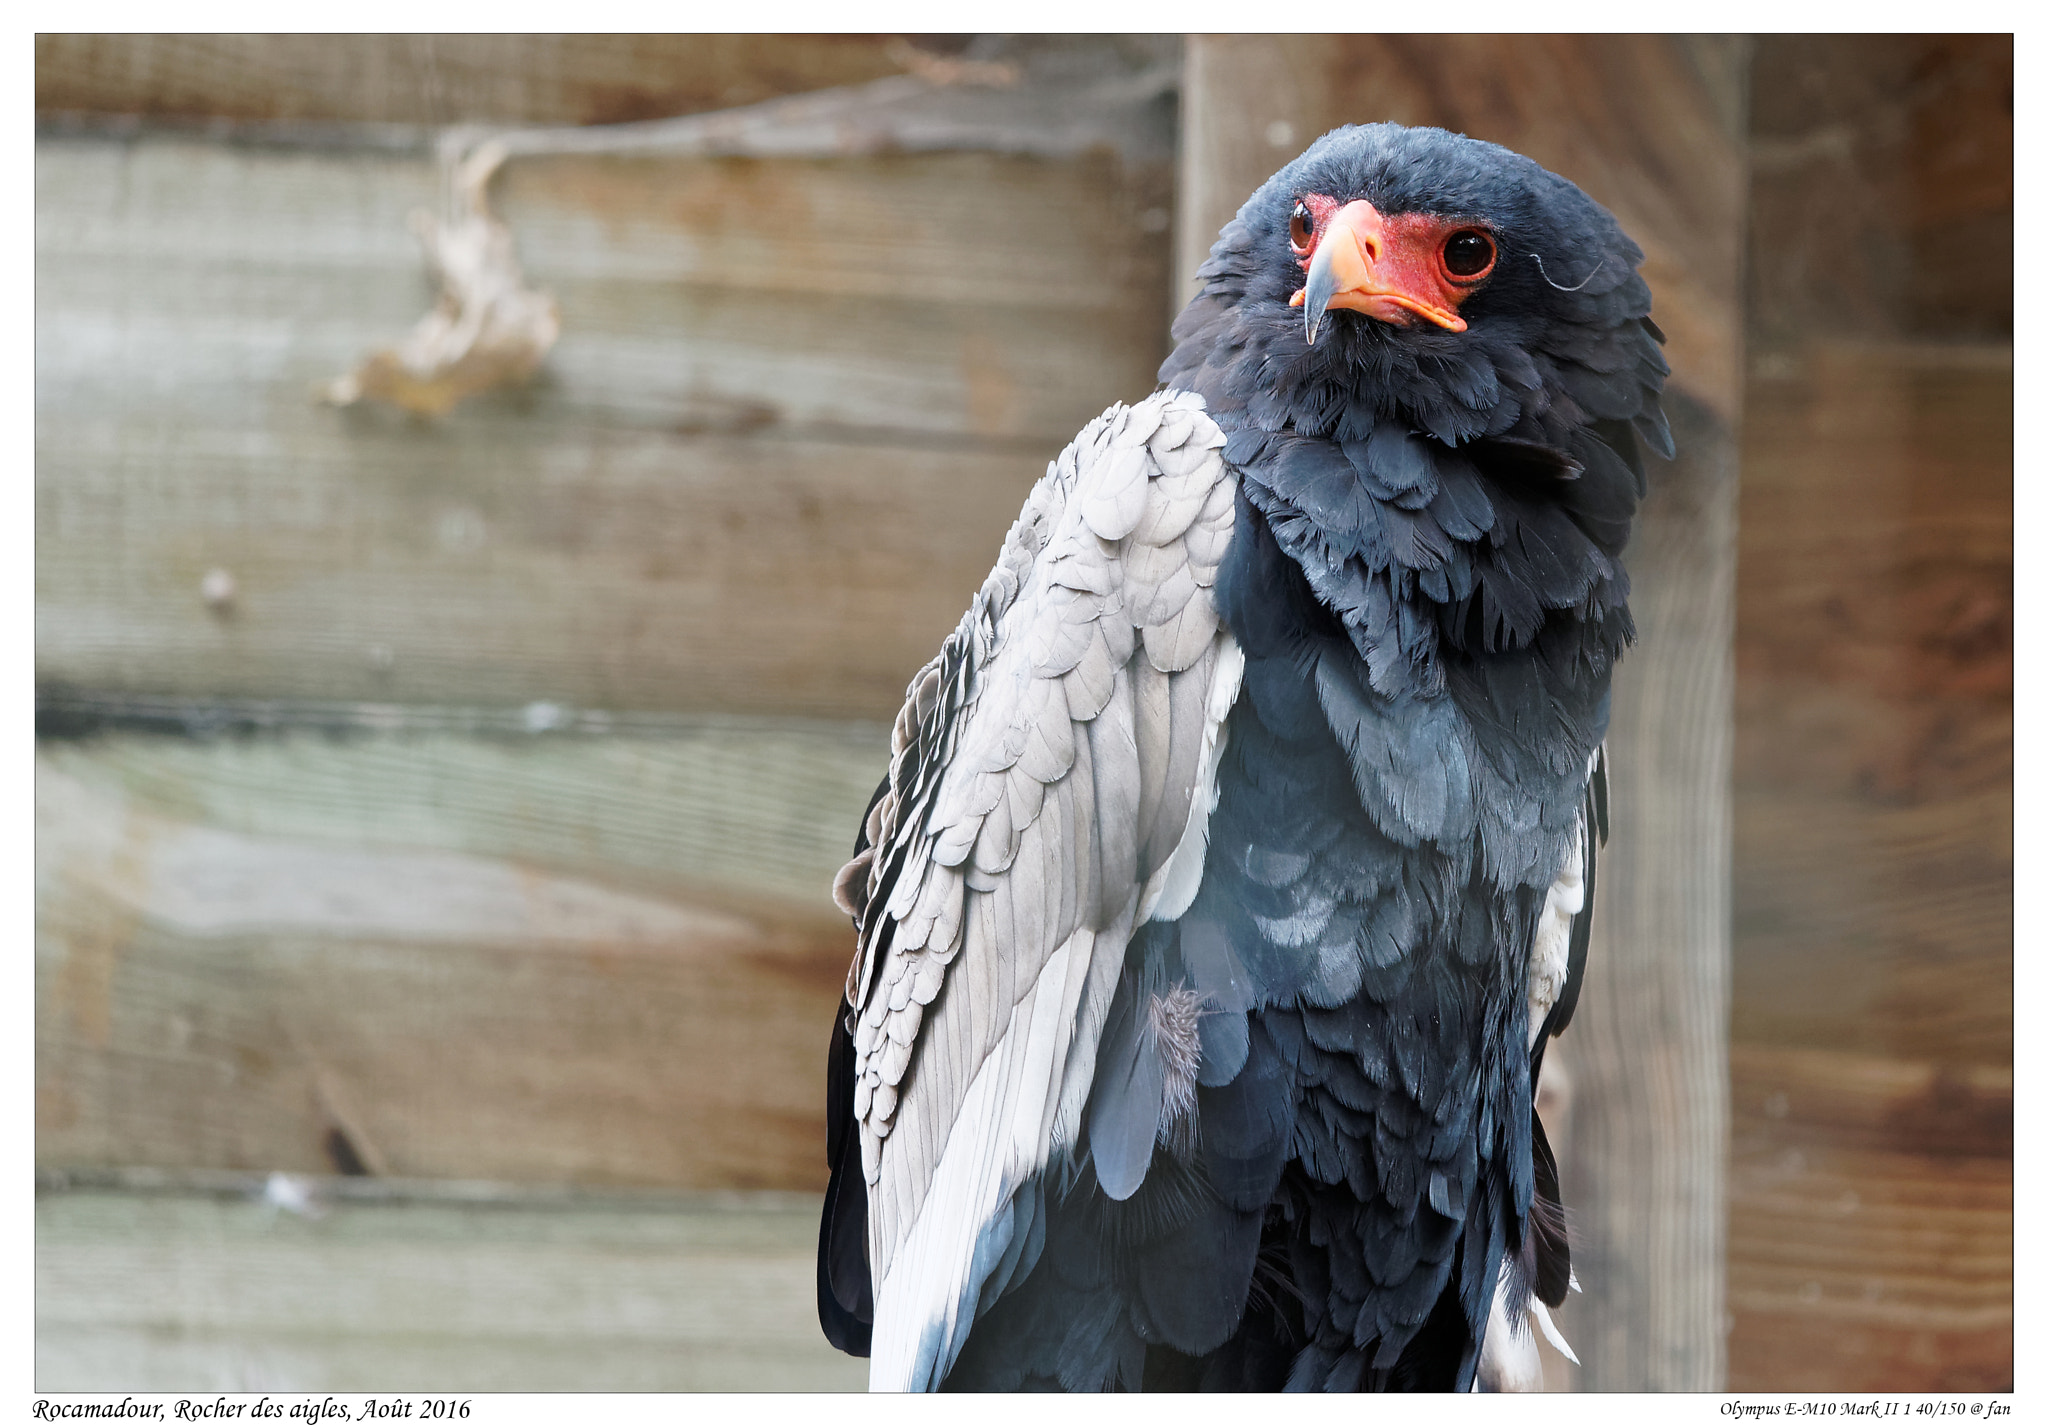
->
[322,136,558,417]
[323,56,1176,417]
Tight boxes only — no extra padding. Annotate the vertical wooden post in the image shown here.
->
[1571,391,1735,1389]
[1176,35,1745,1389]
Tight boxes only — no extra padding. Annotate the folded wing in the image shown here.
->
[825,390,1242,1390]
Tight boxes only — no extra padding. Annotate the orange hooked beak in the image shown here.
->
[1291,199,1470,342]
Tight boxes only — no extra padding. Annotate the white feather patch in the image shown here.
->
[1532,1298,1579,1364]
[1137,634,1244,925]
[1526,817,1585,1049]
[868,929,1098,1391]
[1476,1266,1580,1392]
[1477,1272,1544,1392]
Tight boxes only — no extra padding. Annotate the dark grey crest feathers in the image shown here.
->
[820,122,1667,1392]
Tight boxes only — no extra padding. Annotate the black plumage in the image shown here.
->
[820,121,1668,1391]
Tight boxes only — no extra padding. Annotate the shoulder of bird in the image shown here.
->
[819,120,1668,1393]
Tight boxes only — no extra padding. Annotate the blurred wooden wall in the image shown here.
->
[36,33,1178,1195]
[35,34,917,125]
[34,33,1180,1389]
[1728,35,2012,1392]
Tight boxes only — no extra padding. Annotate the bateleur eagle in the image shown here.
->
[818,121,1670,1392]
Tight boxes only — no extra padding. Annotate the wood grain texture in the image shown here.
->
[1731,347,2010,1227]
[1728,346,2011,1375]
[1732,784,2010,1065]
[35,33,915,127]
[1747,35,2012,350]
[35,134,1173,719]
[34,34,1183,134]
[1181,36,1741,1391]
[37,720,889,912]
[36,1181,866,1391]
[1736,346,2010,703]
[1725,1045,2011,1390]
[1560,395,1736,1391]
[1729,34,2011,1392]
[36,726,888,1189]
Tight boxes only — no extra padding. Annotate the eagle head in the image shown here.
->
[1163,122,1673,460]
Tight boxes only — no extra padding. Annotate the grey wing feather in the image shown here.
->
[838,390,1241,1390]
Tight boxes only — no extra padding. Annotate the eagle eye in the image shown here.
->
[1442,229,1496,280]
[1288,202,1315,252]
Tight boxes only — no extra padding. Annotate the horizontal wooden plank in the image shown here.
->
[36,139,1172,438]
[36,133,1174,718]
[1734,683,2010,807]
[33,34,1182,133]
[1733,784,2011,948]
[1748,36,2012,351]
[1726,1313,2012,1394]
[1727,1044,2011,1390]
[1735,343,2012,701]
[35,33,915,127]
[38,135,1172,431]
[37,425,1043,719]
[1729,1042,2010,1161]
[37,727,887,1188]
[1731,788,2010,1064]
[1732,341,2012,1070]
[36,1181,865,1391]
[38,721,888,912]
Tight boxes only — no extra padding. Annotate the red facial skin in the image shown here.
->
[1287,195,1497,333]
